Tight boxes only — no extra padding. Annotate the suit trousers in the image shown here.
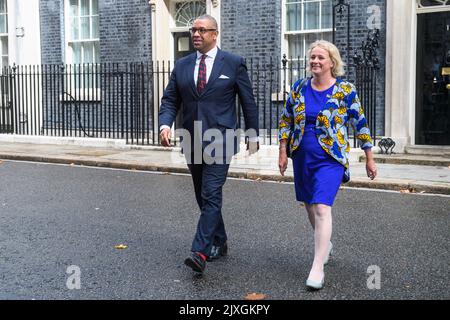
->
[187,162,230,256]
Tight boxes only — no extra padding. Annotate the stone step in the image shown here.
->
[359,153,450,167]
[404,145,450,157]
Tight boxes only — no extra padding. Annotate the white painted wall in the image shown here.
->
[8,0,41,66]
[5,0,42,134]
[385,0,416,152]
[385,0,450,150]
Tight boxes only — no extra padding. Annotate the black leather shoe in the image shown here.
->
[184,252,206,273]
[207,242,228,261]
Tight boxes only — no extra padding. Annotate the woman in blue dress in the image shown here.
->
[278,40,377,290]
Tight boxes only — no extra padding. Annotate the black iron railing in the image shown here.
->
[352,29,381,147]
[0,57,378,147]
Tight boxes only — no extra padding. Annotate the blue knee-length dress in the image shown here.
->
[292,80,344,206]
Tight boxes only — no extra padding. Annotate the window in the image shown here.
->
[174,0,206,28]
[284,0,333,71]
[66,0,99,64]
[418,0,450,9]
[0,0,8,70]
[66,0,99,96]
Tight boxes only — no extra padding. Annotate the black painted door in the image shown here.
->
[416,11,450,145]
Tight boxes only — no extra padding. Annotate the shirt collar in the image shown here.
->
[196,46,218,60]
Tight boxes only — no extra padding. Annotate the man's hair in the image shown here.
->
[195,14,218,31]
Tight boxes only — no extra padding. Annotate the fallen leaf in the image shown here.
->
[70,163,75,166]
[255,178,262,182]
[401,187,419,193]
[244,293,266,300]
[114,244,128,250]
[0,160,3,165]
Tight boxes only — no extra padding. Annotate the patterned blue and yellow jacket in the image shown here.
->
[279,78,373,181]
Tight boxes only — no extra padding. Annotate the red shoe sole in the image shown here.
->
[184,257,204,273]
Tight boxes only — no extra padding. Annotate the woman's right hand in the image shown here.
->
[279,148,288,176]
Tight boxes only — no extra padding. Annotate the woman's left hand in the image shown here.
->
[366,159,377,180]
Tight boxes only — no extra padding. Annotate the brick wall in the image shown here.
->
[220,0,281,62]
[99,0,152,63]
[38,0,386,140]
[39,0,152,64]
[220,0,386,137]
[39,0,153,137]
[39,0,64,64]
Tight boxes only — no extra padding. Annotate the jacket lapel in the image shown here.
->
[187,53,198,97]
[201,49,225,96]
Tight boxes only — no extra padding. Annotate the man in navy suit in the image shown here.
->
[159,14,259,273]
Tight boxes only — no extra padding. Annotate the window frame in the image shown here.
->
[64,0,100,100]
[282,0,333,65]
[170,0,207,33]
[417,0,450,13]
[0,0,8,70]
[65,0,99,64]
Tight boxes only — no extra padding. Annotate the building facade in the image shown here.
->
[386,0,450,150]
[0,0,449,151]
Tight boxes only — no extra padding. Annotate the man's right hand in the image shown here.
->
[160,128,171,147]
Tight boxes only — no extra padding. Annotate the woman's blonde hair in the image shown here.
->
[306,40,345,78]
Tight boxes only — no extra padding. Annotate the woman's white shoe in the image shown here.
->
[306,276,325,290]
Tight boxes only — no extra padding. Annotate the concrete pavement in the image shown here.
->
[0,135,449,195]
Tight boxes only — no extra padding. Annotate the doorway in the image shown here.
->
[173,32,195,129]
[174,32,195,61]
[415,11,450,145]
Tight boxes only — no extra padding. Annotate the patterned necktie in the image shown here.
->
[197,54,207,93]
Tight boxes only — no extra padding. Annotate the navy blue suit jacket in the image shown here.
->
[159,49,259,161]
